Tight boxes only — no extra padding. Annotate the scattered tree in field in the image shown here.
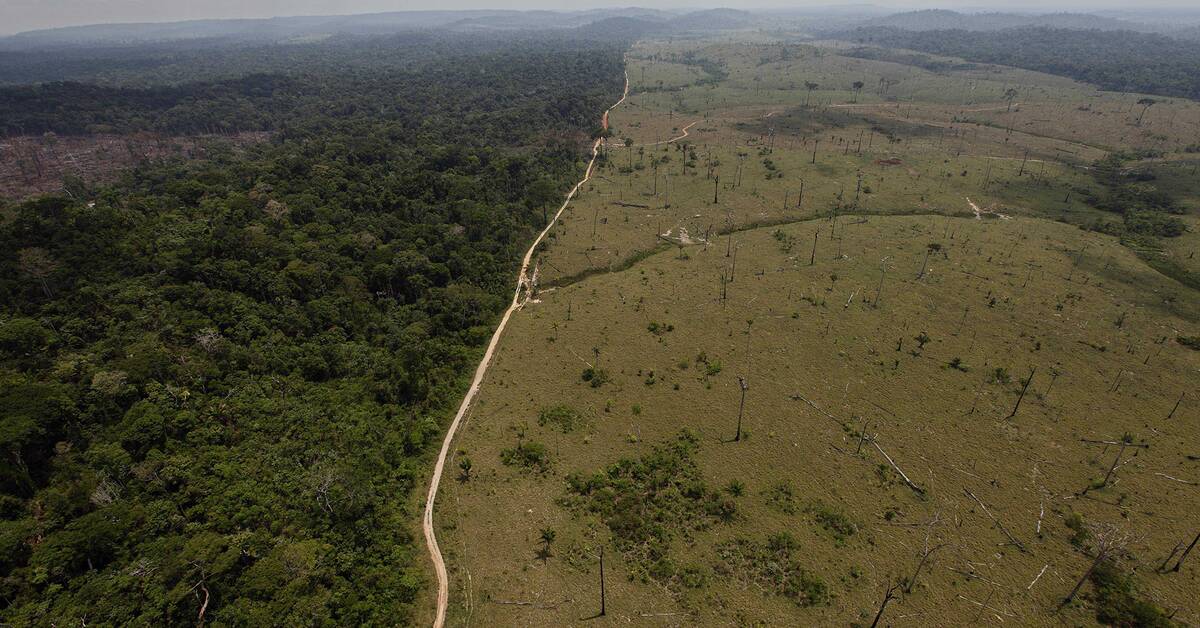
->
[458,457,473,481]
[537,527,556,561]
[1170,531,1199,572]
[851,80,865,103]
[905,513,944,593]
[917,242,941,279]
[1006,367,1036,419]
[734,376,748,441]
[1058,522,1131,610]
[598,546,607,616]
[804,81,819,105]
[1004,87,1019,112]
[1135,97,1157,126]
[870,581,903,628]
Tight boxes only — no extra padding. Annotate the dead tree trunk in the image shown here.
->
[1172,531,1199,572]
[1006,367,1036,419]
[735,377,748,441]
[598,546,607,616]
[1167,392,1184,420]
[870,583,901,628]
[1059,552,1106,610]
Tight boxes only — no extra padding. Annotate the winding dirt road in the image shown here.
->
[422,70,629,628]
[639,119,698,146]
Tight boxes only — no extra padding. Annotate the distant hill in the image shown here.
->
[831,26,1200,100]
[0,8,774,51]
[859,10,1149,33]
[0,8,768,52]
[1171,25,1200,41]
[576,17,668,41]
[668,8,756,32]
[0,11,504,49]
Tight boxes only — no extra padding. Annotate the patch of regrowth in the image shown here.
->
[1089,559,1174,627]
[581,367,610,387]
[715,533,829,607]
[538,404,585,433]
[561,430,736,584]
[762,481,798,515]
[806,501,858,546]
[500,441,551,473]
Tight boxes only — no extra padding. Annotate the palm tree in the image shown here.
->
[1136,98,1157,126]
[918,242,942,279]
[804,81,819,106]
[1004,88,1019,112]
[537,527,556,561]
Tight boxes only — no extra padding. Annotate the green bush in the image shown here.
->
[537,405,584,433]
[806,501,858,546]
[500,441,551,472]
[1090,560,1173,627]
[562,431,735,583]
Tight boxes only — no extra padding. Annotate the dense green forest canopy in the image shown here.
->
[833,26,1200,100]
[0,31,625,625]
[0,32,620,137]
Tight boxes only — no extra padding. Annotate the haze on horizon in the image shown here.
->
[3,0,1200,36]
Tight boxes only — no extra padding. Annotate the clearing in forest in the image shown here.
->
[431,34,1200,627]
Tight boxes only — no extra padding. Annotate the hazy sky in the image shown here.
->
[2,0,1198,36]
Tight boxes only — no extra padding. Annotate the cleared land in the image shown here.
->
[431,35,1200,627]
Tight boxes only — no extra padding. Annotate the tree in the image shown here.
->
[1059,522,1131,610]
[537,527,556,561]
[1004,88,1019,112]
[17,247,58,298]
[1135,97,1157,126]
[851,80,865,103]
[804,81,819,105]
[918,242,942,279]
[458,457,473,481]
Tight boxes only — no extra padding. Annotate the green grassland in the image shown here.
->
[431,34,1200,627]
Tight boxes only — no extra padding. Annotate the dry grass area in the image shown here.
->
[430,34,1200,627]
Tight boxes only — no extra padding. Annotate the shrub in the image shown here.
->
[715,533,828,607]
[581,367,610,387]
[500,441,551,472]
[763,482,797,514]
[1090,560,1173,627]
[561,431,735,583]
[537,405,584,433]
[806,502,857,546]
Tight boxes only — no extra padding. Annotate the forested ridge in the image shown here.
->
[0,33,624,625]
[834,27,1200,100]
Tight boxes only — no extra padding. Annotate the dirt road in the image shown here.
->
[422,69,629,628]
[639,119,698,146]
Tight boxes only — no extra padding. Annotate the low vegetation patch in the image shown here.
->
[806,501,858,546]
[715,532,829,607]
[537,404,586,433]
[500,438,551,473]
[1089,560,1174,627]
[561,431,736,582]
